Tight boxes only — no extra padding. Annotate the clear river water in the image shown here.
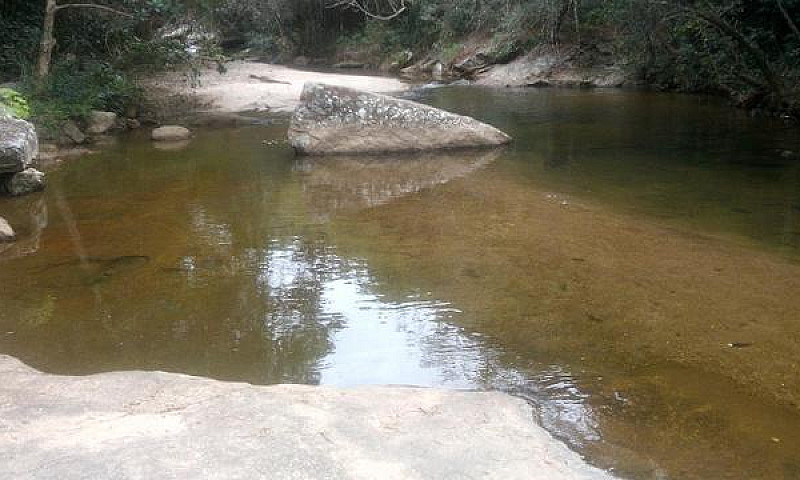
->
[2,86,800,479]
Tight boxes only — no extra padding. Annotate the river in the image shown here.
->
[1,86,799,479]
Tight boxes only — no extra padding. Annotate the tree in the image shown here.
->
[36,0,133,79]
[327,0,410,20]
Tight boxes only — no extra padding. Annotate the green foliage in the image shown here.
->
[0,2,43,80]
[23,60,141,123]
[117,38,191,72]
[0,88,31,119]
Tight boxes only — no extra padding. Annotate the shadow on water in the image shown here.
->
[1,89,800,479]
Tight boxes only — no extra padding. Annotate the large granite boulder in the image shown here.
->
[0,114,38,174]
[288,83,511,155]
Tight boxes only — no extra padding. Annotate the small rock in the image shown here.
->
[0,216,14,242]
[151,126,191,142]
[86,111,117,135]
[126,118,141,130]
[1,168,45,196]
[293,56,310,66]
[62,120,86,145]
[780,150,796,159]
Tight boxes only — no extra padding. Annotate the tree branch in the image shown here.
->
[54,2,134,18]
[775,0,800,42]
[327,0,408,21]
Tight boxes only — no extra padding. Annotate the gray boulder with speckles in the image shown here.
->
[0,112,38,174]
[288,82,511,155]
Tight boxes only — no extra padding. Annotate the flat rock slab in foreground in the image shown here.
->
[288,83,511,155]
[0,355,612,480]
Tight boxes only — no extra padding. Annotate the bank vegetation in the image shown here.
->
[1,0,798,124]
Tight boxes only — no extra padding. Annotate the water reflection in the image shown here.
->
[3,92,800,479]
[0,195,47,260]
[296,148,502,217]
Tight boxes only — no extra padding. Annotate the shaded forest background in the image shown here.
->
[1,0,799,121]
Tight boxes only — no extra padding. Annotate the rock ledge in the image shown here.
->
[0,355,612,480]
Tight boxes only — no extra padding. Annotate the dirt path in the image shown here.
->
[145,61,408,114]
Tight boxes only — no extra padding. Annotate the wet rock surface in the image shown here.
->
[288,82,511,155]
[477,45,629,89]
[1,168,46,196]
[0,355,614,480]
[0,114,38,174]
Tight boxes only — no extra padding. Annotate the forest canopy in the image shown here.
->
[1,0,798,118]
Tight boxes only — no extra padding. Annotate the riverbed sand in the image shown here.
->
[144,60,408,113]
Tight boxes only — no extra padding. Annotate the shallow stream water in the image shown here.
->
[2,87,800,479]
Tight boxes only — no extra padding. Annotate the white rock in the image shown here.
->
[0,217,14,242]
[86,111,118,135]
[151,125,191,141]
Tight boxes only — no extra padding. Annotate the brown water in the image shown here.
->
[2,88,800,479]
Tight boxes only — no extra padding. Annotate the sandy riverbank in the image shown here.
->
[143,60,409,114]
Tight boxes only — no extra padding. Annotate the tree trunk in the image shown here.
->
[690,8,784,106]
[36,0,58,79]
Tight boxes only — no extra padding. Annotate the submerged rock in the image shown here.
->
[0,217,14,242]
[151,125,191,141]
[0,115,38,174]
[288,82,511,155]
[86,111,118,135]
[1,168,46,196]
[0,197,47,258]
[0,354,615,480]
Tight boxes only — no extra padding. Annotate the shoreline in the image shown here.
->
[140,61,410,116]
[0,354,614,480]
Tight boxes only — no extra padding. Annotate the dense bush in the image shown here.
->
[23,60,141,125]
[0,88,31,119]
